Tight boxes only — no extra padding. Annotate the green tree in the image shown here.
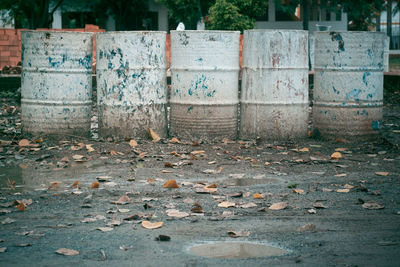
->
[156,0,214,30]
[207,0,268,32]
[0,0,64,29]
[339,0,385,31]
[206,0,253,32]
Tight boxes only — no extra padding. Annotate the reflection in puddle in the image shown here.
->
[189,242,287,259]
[224,178,280,186]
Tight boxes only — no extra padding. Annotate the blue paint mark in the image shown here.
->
[78,55,92,69]
[195,57,203,62]
[108,62,113,69]
[371,120,382,130]
[362,72,371,86]
[187,106,193,113]
[367,93,373,99]
[332,86,340,95]
[345,89,362,101]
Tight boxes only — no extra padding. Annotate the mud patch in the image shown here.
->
[189,242,287,259]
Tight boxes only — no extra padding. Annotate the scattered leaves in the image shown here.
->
[18,139,31,147]
[90,181,100,189]
[218,201,236,208]
[375,172,389,176]
[141,221,163,230]
[148,128,161,142]
[56,248,79,256]
[362,202,384,210]
[162,179,179,188]
[269,202,288,210]
[129,139,138,148]
[331,152,342,160]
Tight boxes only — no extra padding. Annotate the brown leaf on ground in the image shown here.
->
[191,202,203,213]
[253,193,263,199]
[292,189,305,194]
[56,248,79,256]
[72,180,79,189]
[203,167,222,174]
[90,181,100,189]
[228,230,251,238]
[375,172,389,176]
[85,144,95,152]
[164,162,175,168]
[170,137,180,143]
[336,188,350,193]
[299,147,309,152]
[48,181,62,191]
[191,150,206,156]
[166,209,189,218]
[109,150,118,156]
[18,139,31,147]
[16,203,26,211]
[297,223,317,232]
[148,128,161,142]
[331,152,342,160]
[222,138,235,144]
[269,202,288,210]
[112,195,131,205]
[218,201,236,208]
[362,202,384,210]
[138,152,147,158]
[163,179,179,188]
[335,148,348,152]
[141,221,163,229]
[97,227,114,232]
[240,202,257,209]
[129,139,138,148]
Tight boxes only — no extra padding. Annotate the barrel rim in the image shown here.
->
[171,30,240,34]
[314,31,386,36]
[96,31,167,35]
[21,30,93,36]
[244,29,308,33]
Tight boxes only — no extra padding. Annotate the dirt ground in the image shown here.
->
[0,88,399,266]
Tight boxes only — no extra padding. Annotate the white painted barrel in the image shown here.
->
[21,31,93,137]
[169,30,240,141]
[313,31,385,139]
[96,32,167,139]
[240,30,309,140]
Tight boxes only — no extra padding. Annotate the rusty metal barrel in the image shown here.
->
[240,30,309,140]
[21,31,93,137]
[313,31,385,139]
[169,30,240,141]
[96,31,168,139]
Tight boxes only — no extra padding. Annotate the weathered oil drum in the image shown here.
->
[96,32,167,139]
[313,31,385,139]
[240,30,309,140]
[169,30,240,141]
[21,31,93,137]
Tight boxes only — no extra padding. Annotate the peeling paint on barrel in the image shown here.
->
[240,30,309,140]
[169,31,240,141]
[21,31,93,137]
[313,31,385,139]
[96,32,168,139]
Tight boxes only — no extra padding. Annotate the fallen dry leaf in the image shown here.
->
[90,181,100,189]
[72,180,79,189]
[56,248,79,256]
[218,201,236,208]
[109,150,118,156]
[141,221,163,230]
[166,209,189,218]
[170,137,180,143]
[240,202,257,209]
[253,193,263,199]
[163,179,179,188]
[375,172,389,176]
[299,147,309,152]
[292,189,305,194]
[297,223,316,232]
[148,128,161,142]
[129,139,138,148]
[48,181,62,191]
[16,203,26,211]
[313,202,328,209]
[191,202,203,213]
[228,230,250,238]
[18,139,30,147]
[112,195,131,205]
[331,152,342,160]
[335,148,347,152]
[362,202,384,210]
[0,247,6,253]
[269,202,288,210]
[336,188,350,193]
[72,154,85,161]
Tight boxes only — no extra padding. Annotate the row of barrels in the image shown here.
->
[21,30,386,141]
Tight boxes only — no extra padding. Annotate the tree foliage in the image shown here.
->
[0,0,64,29]
[339,0,385,31]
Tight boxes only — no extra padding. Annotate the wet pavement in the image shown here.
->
[0,90,399,266]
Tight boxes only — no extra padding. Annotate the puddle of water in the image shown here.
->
[224,178,280,186]
[189,242,287,259]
